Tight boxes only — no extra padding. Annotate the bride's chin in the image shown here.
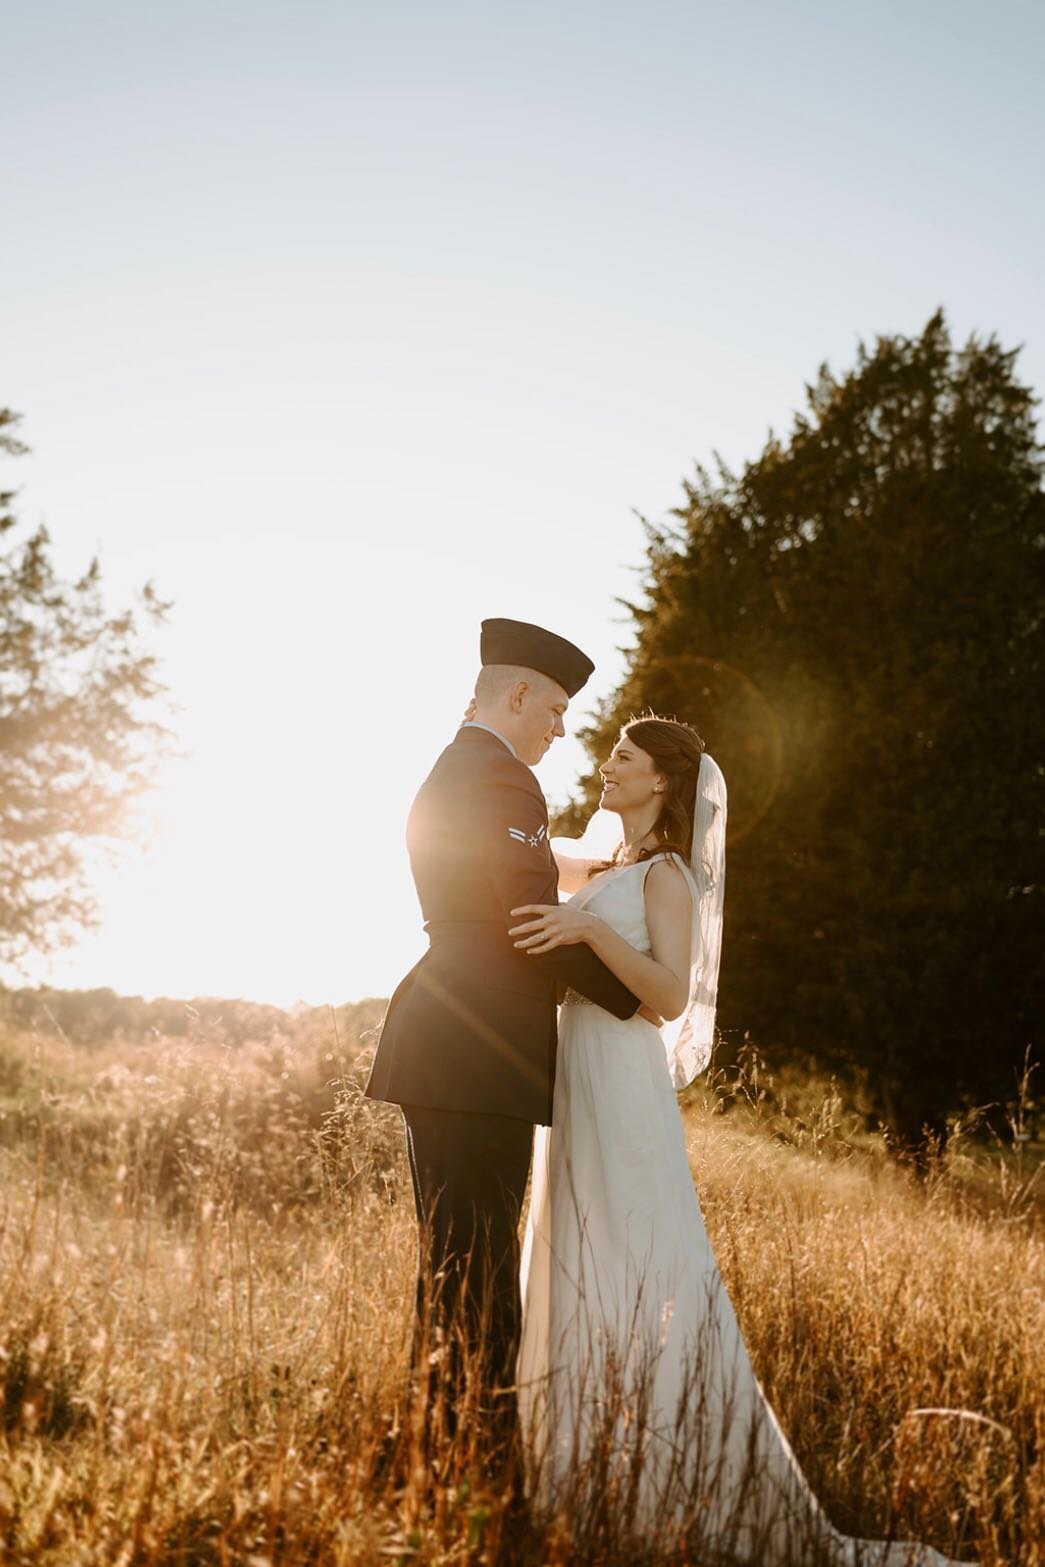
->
[599,791,623,815]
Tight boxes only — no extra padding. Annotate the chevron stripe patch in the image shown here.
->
[508,825,547,848]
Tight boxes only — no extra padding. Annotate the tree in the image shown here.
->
[0,408,172,961]
[565,313,1043,1140]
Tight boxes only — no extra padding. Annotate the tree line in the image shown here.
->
[561,311,1042,1142]
[0,408,170,963]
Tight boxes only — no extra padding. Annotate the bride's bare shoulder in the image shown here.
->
[643,854,691,904]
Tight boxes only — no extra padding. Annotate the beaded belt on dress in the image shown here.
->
[561,987,596,1007]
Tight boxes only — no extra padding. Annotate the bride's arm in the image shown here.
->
[510,859,692,1020]
[552,847,594,895]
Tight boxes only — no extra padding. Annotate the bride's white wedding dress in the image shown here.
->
[518,857,967,1567]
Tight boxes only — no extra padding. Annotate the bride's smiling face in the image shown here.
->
[599,736,664,814]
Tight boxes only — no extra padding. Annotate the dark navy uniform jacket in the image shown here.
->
[365,725,640,1126]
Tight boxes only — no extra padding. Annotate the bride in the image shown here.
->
[509,715,969,1566]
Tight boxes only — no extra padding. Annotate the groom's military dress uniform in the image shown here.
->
[365,621,639,1428]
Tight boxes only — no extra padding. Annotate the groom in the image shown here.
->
[365,617,640,1437]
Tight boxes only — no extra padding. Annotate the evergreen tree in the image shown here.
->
[0,409,171,961]
[567,314,1043,1139]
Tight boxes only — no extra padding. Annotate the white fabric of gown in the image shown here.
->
[518,858,967,1567]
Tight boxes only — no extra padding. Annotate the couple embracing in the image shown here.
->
[366,618,965,1567]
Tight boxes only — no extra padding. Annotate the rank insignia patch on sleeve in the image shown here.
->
[508,824,547,848]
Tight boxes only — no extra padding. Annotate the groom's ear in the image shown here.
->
[508,678,530,712]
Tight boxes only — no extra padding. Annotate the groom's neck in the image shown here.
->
[472,708,521,748]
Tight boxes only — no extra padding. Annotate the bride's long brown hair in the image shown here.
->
[593,714,705,873]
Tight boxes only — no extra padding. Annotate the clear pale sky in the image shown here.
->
[3,0,1043,1005]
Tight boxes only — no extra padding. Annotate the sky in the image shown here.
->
[3,0,1043,1006]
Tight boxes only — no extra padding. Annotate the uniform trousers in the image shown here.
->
[401,1103,534,1438]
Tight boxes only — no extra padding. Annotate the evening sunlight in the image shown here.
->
[1,3,1040,1564]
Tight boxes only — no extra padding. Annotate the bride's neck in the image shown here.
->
[616,805,662,863]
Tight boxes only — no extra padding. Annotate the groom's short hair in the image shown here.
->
[474,663,555,705]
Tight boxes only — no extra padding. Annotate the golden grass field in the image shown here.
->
[0,1000,1040,1566]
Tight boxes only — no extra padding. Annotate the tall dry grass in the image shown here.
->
[0,1015,1040,1565]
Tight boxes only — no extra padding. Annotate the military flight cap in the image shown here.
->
[480,617,595,698]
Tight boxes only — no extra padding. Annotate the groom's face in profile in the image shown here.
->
[514,672,569,767]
